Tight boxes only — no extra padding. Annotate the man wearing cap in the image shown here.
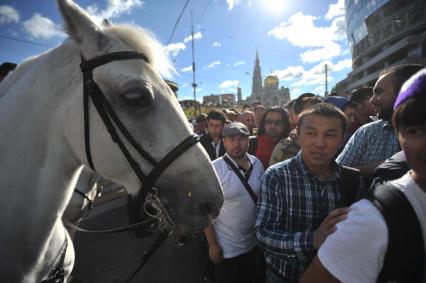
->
[203,122,265,283]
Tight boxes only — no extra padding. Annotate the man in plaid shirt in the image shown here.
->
[337,64,423,184]
[255,103,354,283]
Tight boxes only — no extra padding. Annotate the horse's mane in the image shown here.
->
[0,55,40,98]
[0,24,175,100]
[104,24,176,79]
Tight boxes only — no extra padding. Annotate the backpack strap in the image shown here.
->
[223,156,257,204]
[366,183,425,283]
[339,166,365,207]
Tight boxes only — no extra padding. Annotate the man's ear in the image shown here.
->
[295,126,300,139]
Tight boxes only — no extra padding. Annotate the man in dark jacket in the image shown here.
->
[200,110,226,160]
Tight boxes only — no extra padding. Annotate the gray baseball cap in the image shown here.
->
[222,122,250,137]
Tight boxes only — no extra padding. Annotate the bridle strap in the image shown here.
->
[147,134,199,185]
[64,218,156,234]
[80,51,199,190]
[83,78,152,187]
[80,51,149,72]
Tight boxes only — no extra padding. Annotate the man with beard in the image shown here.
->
[204,122,264,283]
[336,64,422,183]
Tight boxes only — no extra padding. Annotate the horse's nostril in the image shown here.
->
[199,202,214,217]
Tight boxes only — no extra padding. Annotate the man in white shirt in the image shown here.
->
[204,122,265,283]
[300,68,426,283]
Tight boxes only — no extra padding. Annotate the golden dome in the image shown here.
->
[264,75,279,88]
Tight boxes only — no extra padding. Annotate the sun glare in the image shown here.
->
[263,0,287,14]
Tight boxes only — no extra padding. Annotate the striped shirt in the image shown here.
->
[255,152,344,283]
[336,119,400,166]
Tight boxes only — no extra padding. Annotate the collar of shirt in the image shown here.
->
[381,119,393,130]
[296,151,340,182]
[224,152,258,170]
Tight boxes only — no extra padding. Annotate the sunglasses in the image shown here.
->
[265,119,284,126]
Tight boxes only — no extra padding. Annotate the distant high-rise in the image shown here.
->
[336,0,426,92]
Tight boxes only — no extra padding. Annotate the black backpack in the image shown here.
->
[366,183,425,283]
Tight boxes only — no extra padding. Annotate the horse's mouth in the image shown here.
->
[160,200,212,236]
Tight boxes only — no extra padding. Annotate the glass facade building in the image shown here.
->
[346,0,389,46]
[336,0,426,92]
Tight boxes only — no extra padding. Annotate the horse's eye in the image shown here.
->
[121,89,152,108]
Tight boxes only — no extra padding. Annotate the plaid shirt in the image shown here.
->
[336,119,400,166]
[255,152,343,283]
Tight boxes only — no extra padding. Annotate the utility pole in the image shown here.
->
[325,63,328,96]
[191,11,198,117]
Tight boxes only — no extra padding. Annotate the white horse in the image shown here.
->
[0,0,223,281]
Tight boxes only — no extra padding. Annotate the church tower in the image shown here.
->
[251,49,262,99]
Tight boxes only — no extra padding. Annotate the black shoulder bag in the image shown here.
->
[223,156,257,204]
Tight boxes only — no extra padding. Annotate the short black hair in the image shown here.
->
[351,87,373,103]
[342,100,358,112]
[297,103,347,136]
[207,110,226,123]
[293,96,323,114]
[379,64,423,95]
[258,107,290,139]
[284,99,296,110]
[0,62,17,77]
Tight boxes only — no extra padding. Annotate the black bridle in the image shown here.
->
[77,51,200,281]
[80,51,199,228]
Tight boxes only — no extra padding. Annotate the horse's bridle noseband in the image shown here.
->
[79,51,200,231]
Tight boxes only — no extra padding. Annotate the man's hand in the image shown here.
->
[313,207,350,250]
[208,243,223,264]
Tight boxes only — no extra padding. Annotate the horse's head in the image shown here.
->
[57,0,223,234]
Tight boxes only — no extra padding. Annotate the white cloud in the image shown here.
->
[219,80,239,91]
[325,0,345,20]
[226,0,242,10]
[182,83,190,88]
[0,5,20,25]
[23,13,65,39]
[86,0,143,24]
[233,60,246,67]
[291,88,302,96]
[272,65,304,81]
[311,85,325,95]
[165,42,186,57]
[180,65,192,73]
[332,58,352,71]
[205,61,221,69]
[212,41,222,47]
[267,12,346,63]
[184,32,202,43]
[300,42,341,63]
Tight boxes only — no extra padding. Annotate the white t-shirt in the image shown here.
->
[318,173,426,283]
[212,153,265,258]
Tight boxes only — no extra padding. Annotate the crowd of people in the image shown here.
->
[193,63,425,283]
[2,58,424,282]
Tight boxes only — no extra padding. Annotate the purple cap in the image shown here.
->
[394,68,426,110]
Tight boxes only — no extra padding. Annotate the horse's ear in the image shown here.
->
[57,0,109,48]
[102,19,113,27]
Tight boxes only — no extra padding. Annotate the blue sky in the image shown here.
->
[0,0,352,101]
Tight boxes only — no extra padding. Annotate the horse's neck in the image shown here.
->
[0,43,82,267]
